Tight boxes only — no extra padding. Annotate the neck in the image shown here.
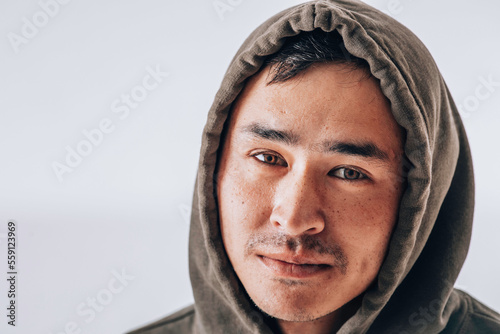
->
[274,296,362,334]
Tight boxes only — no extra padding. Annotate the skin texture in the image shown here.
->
[216,63,405,334]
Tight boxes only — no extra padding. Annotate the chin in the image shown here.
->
[247,283,341,322]
[256,298,334,322]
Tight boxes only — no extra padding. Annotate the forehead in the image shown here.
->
[225,63,404,155]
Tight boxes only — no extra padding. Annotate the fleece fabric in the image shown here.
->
[128,1,500,333]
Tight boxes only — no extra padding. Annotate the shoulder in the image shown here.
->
[452,289,500,334]
[126,305,196,334]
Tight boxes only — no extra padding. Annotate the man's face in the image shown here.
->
[216,63,405,322]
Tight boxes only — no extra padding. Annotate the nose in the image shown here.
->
[269,168,326,236]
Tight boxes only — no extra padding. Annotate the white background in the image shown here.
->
[0,0,499,333]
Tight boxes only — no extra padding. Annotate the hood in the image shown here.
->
[188,1,473,333]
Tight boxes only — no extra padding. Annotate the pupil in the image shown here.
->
[346,170,358,179]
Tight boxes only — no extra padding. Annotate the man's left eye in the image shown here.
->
[329,167,366,180]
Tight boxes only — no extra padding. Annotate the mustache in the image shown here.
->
[245,232,348,275]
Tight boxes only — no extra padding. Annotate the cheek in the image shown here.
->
[220,165,272,216]
[217,156,274,248]
[329,187,400,268]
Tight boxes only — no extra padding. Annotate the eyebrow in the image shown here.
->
[241,122,390,161]
[242,123,299,146]
[325,141,389,161]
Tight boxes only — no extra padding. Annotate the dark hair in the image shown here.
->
[263,29,370,84]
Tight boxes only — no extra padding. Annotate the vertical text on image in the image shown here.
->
[6,221,18,326]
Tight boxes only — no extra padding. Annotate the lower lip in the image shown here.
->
[258,256,331,279]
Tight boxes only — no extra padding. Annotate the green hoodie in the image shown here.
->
[128,1,500,333]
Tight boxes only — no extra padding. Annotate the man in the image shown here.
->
[129,1,500,333]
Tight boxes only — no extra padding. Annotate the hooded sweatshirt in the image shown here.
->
[128,1,500,333]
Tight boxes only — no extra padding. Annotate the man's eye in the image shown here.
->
[254,153,287,167]
[329,167,366,180]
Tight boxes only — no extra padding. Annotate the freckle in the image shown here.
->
[242,201,244,205]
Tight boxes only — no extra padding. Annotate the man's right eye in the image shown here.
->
[253,153,288,167]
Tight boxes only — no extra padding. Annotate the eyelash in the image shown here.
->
[251,152,368,181]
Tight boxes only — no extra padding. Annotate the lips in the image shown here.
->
[258,254,332,279]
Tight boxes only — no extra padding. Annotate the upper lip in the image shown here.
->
[259,253,332,266]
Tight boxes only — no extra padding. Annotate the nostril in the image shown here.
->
[270,207,326,236]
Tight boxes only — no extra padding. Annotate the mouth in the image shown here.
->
[258,255,332,279]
